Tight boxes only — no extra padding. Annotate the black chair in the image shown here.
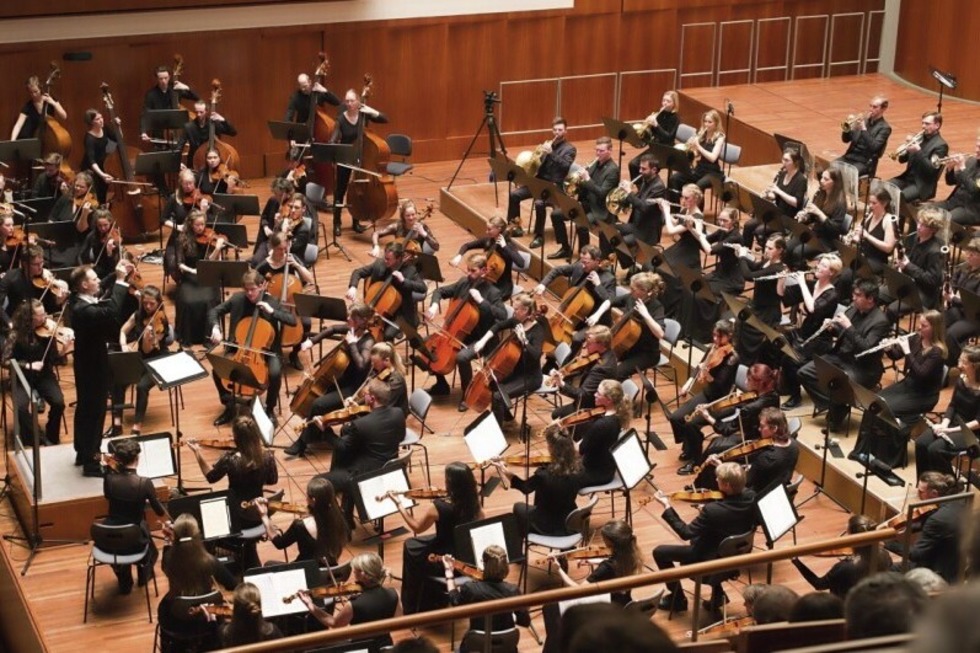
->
[152,589,224,652]
[84,521,158,623]
[385,134,414,177]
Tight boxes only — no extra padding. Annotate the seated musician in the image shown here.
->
[653,462,758,614]
[0,211,19,273]
[317,379,405,525]
[255,231,316,369]
[778,253,842,409]
[548,136,619,259]
[177,99,237,168]
[250,192,311,266]
[834,95,892,178]
[450,215,524,300]
[851,310,946,468]
[32,152,67,199]
[347,241,426,341]
[656,186,711,323]
[944,235,980,366]
[78,209,121,282]
[584,271,665,380]
[112,285,172,436]
[468,292,545,425]
[683,363,781,480]
[187,416,278,570]
[669,320,738,463]
[298,552,399,648]
[371,200,440,259]
[506,116,576,247]
[734,234,787,365]
[254,177,295,255]
[692,208,745,342]
[914,345,980,479]
[887,472,965,584]
[207,269,298,426]
[627,90,680,178]
[888,111,948,203]
[742,147,808,248]
[614,154,666,250]
[162,169,212,282]
[11,74,68,141]
[217,582,283,647]
[425,253,507,410]
[935,135,980,226]
[256,477,349,567]
[786,168,848,269]
[48,172,95,266]
[0,245,68,325]
[798,278,891,432]
[444,545,530,644]
[883,206,946,321]
[3,300,71,446]
[102,438,169,593]
[548,325,618,421]
[367,342,409,412]
[284,302,375,457]
[570,378,631,487]
[667,109,726,200]
[174,210,223,346]
[196,149,230,196]
[533,244,616,340]
[791,514,893,599]
[692,406,799,494]
[835,187,897,299]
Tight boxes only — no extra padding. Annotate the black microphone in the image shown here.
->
[727,100,735,116]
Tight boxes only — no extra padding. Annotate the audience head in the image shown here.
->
[911,583,980,653]
[752,584,799,624]
[844,572,928,638]
[905,567,948,594]
[391,637,440,653]
[789,592,843,622]
[561,602,678,653]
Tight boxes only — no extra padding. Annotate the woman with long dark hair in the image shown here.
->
[217,582,283,646]
[257,477,349,567]
[791,515,893,598]
[174,210,222,345]
[786,167,848,268]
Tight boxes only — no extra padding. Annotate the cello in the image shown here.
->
[420,291,481,375]
[36,62,73,172]
[100,83,158,238]
[192,79,241,172]
[544,284,595,354]
[308,52,337,195]
[267,255,304,349]
[222,306,275,398]
[346,75,398,225]
[610,295,647,358]
[464,332,522,412]
[290,341,350,417]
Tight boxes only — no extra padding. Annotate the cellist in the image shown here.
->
[533,244,616,339]
[208,270,297,426]
[177,99,237,168]
[424,253,507,411]
[283,303,375,458]
[346,241,425,341]
[255,232,315,369]
[330,88,388,236]
[449,215,524,300]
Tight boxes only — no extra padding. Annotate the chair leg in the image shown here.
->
[83,564,93,622]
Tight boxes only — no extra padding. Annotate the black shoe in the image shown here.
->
[284,439,307,457]
[288,350,303,371]
[427,382,451,397]
[352,222,366,234]
[677,463,695,476]
[457,402,469,412]
[74,454,85,467]
[213,406,234,427]
[529,237,543,249]
[658,592,688,612]
[333,222,341,237]
[678,452,691,462]
[509,225,524,237]
[118,578,134,595]
[82,463,104,478]
[546,248,570,260]
[782,396,802,409]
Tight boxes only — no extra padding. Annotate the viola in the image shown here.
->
[176,438,236,450]
[501,454,552,467]
[196,226,241,254]
[670,488,724,503]
[6,228,54,250]
[691,438,774,476]
[304,403,371,429]
[282,583,363,603]
[291,341,351,417]
[190,604,232,619]
[427,554,484,580]
[560,545,612,560]
[557,407,606,429]
[879,504,940,533]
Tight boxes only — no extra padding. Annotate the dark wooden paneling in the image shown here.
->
[895,0,979,102]
[791,14,829,79]
[826,13,864,77]
[755,17,792,81]
[560,74,618,136]
[679,21,717,88]
[0,0,342,19]
[717,20,754,86]
[500,80,560,137]
[618,71,677,121]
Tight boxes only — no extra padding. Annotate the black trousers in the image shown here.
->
[74,364,109,462]
[15,371,65,445]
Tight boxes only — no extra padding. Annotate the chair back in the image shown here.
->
[675,123,697,143]
[553,342,573,368]
[409,388,433,423]
[663,318,682,348]
[171,589,224,620]
[566,495,599,538]
[828,160,859,210]
[382,448,414,472]
[386,134,413,158]
[735,364,750,392]
[624,586,666,615]
[720,142,742,166]
[787,416,802,438]
[459,628,519,653]
[717,529,755,559]
[90,522,144,554]
[621,378,640,404]
[305,182,327,205]
[735,618,846,653]
[515,251,531,273]
[304,243,319,267]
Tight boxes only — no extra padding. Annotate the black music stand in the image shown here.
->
[212,193,260,219]
[310,143,356,260]
[850,383,904,512]
[749,192,783,239]
[834,240,876,281]
[648,143,689,180]
[108,351,146,417]
[602,116,646,173]
[773,134,814,175]
[144,109,188,135]
[294,293,346,321]
[796,356,852,511]
[722,293,798,362]
[487,154,531,188]
[674,265,715,363]
[29,222,76,265]
[197,259,249,302]
[414,252,444,283]
[212,222,249,251]
[207,353,267,419]
[135,150,181,197]
[0,138,41,165]
[267,121,310,144]
[450,90,508,199]
[14,197,56,222]
[959,288,980,324]
[551,188,588,260]
[882,264,922,336]
[781,212,825,263]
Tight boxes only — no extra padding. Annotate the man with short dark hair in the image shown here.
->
[889,111,948,202]
[844,572,927,639]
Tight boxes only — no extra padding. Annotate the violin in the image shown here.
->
[304,403,371,430]
[554,545,612,560]
[241,498,308,515]
[282,583,363,603]
[681,343,734,395]
[133,308,167,354]
[557,407,606,429]
[879,504,940,533]
[196,226,240,253]
[100,453,122,473]
[701,615,754,638]
[669,488,725,503]
[6,228,54,249]
[377,487,449,501]
[72,191,98,233]
[685,390,759,423]
[35,317,74,355]
[545,351,601,388]
[190,604,232,619]
[691,438,774,476]
[427,554,484,580]
[500,454,552,467]
[176,438,236,450]
[812,547,855,558]
[32,270,69,301]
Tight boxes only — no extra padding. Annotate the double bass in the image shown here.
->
[192,79,241,172]
[36,62,72,171]
[346,75,398,225]
[100,83,158,238]
[308,52,337,194]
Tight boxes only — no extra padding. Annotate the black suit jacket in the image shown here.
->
[578,159,620,223]
[207,291,297,351]
[0,268,62,322]
[662,490,757,560]
[909,501,964,583]
[841,116,892,172]
[537,139,576,185]
[70,281,129,378]
[327,405,405,476]
[625,174,666,244]
[349,259,427,326]
[896,132,948,200]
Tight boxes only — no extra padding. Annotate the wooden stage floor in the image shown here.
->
[1,73,977,653]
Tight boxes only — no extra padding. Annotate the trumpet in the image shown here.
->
[841,111,868,132]
[931,152,969,169]
[565,159,596,197]
[888,130,924,160]
[605,174,643,216]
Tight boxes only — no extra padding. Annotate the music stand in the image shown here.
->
[453,513,524,568]
[611,429,656,523]
[294,293,346,322]
[414,251,444,283]
[29,222,77,262]
[959,288,980,324]
[0,139,41,165]
[355,466,414,557]
[197,259,249,301]
[601,116,646,173]
[748,192,783,238]
[722,293,798,362]
[834,240,876,281]
[244,559,319,618]
[14,197,56,222]
[212,193,260,218]
[207,351,267,397]
[463,410,508,499]
[551,187,588,260]
[134,150,181,177]
[756,482,803,579]
[487,155,532,188]
[108,350,145,416]
[311,143,356,259]
[168,490,237,541]
[796,356,852,511]
[850,383,904,512]
[145,350,209,494]
[882,264,922,335]
[212,222,248,250]
[773,134,814,175]
[267,121,310,144]
[648,143,690,179]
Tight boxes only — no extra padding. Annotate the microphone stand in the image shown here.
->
[722,100,735,178]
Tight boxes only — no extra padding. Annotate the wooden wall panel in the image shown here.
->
[559,74,618,137]
[618,10,679,70]
[0,0,340,20]
[826,13,864,77]
[618,71,677,122]
[499,80,560,138]
[791,14,828,80]
[895,0,980,102]
[754,17,791,83]
[865,10,883,73]
[678,22,717,88]
[717,20,754,86]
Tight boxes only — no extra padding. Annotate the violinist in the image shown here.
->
[424,253,507,409]
[548,136,619,258]
[284,303,376,457]
[162,169,210,280]
[69,260,133,477]
[450,216,522,299]
[101,438,168,593]
[734,234,787,365]
[32,152,68,199]
[443,545,531,641]
[251,192,312,265]
[285,73,341,124]
[627,90,680,179]
[208,270,297,425]
[177,99,237,168]
[667,109,726,199]
[549,325,617,421]
[944,235,980,366]
[900,472,964,584]
[791,515,893,599]
[742,147,807,248]
[534,244,616,332]
[493,425,583,537]
[571,378,631,486]
[196,149,230,196]
[257,476,349,567]
[77,209,120,280]
[778,253,842,409]
[10,74,67,141]
[3,300,70,446]
[216,583,283,647]
[330,88,389,236]
[0,213,20,272]
[174,211,221,346]
[653,462,757,614]
[112,286,172,436]
[254,177,295,255]
[297,552,398,648]
[656,185,711,323]
[365,342,409,412]
[371,200,440,259]
[585,271,666,380]
[139,64,198,144]
[0,245,67,326]
[347,241,426,340]
[80,108,119,205]
[49,173,96,266]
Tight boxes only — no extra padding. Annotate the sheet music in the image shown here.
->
[247,568,309,618]
[252,398,275,447]
[469,522,507,569]
[464,413,507,463]
[199,496,232,539]
[358,469,414,521]
[146,351,207,386]
[613,431,651,490]
[138,435,175,478]
[757,484,798,543]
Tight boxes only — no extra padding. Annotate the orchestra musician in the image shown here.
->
[548,136,619,259]
[443,545,531,645]
[284,302,376,458]
[77,209,121,281]
[889,472,965,584]
[778,253,842,409]
[395,462,483,614]
[735,234,788,365]
[791,515,893,599]
[347,241,426,340]
[80,108,119,205]
[797,278,891,432]
[69,260,133,477]
[32,153,68,199]
[835,95,892,177]
[187,415,278,570]
[176,99,237,168]
[534,244,616,334]
[101,438,168,593]
[585,271,666,380]
[330,88,389,236]
[656,185,711,324]
[196,149,230,196]
[614,154,667,251]
[174,210,222,346]
[851,310,946,468]
[691,207,744,343]
[284,73,341,124]
[10,74,67,141]
[667,109,726,200]
[669,320,739,464]
[548,325,618,421]
[250,192,312,265]
[49,172,96,267]
[888,111,948,203]
[627,90,680,178]
[935,134,980,226]
[139,64,198,144]
[571,378,631,486]
[0,245,68,325]
[508,116,576,247]
[366,342,409,412]
[371,200,440,259]
[0,211,22,273]
[653,462,757,614]
[450,215,523,300]
[884,206,946,319]
[208,269,298,425]
[944,235,980,366]
[254,177,295,255]
[836,187,898,300]
[217,583,284,647]
[425,253,507,409]
[162,169,212,281]
[742,147,808,249]
[3,299,71,446]
[256,476,349,567]
[256,231,315,368]
[786,167,848,268]
[112,285,172,436]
